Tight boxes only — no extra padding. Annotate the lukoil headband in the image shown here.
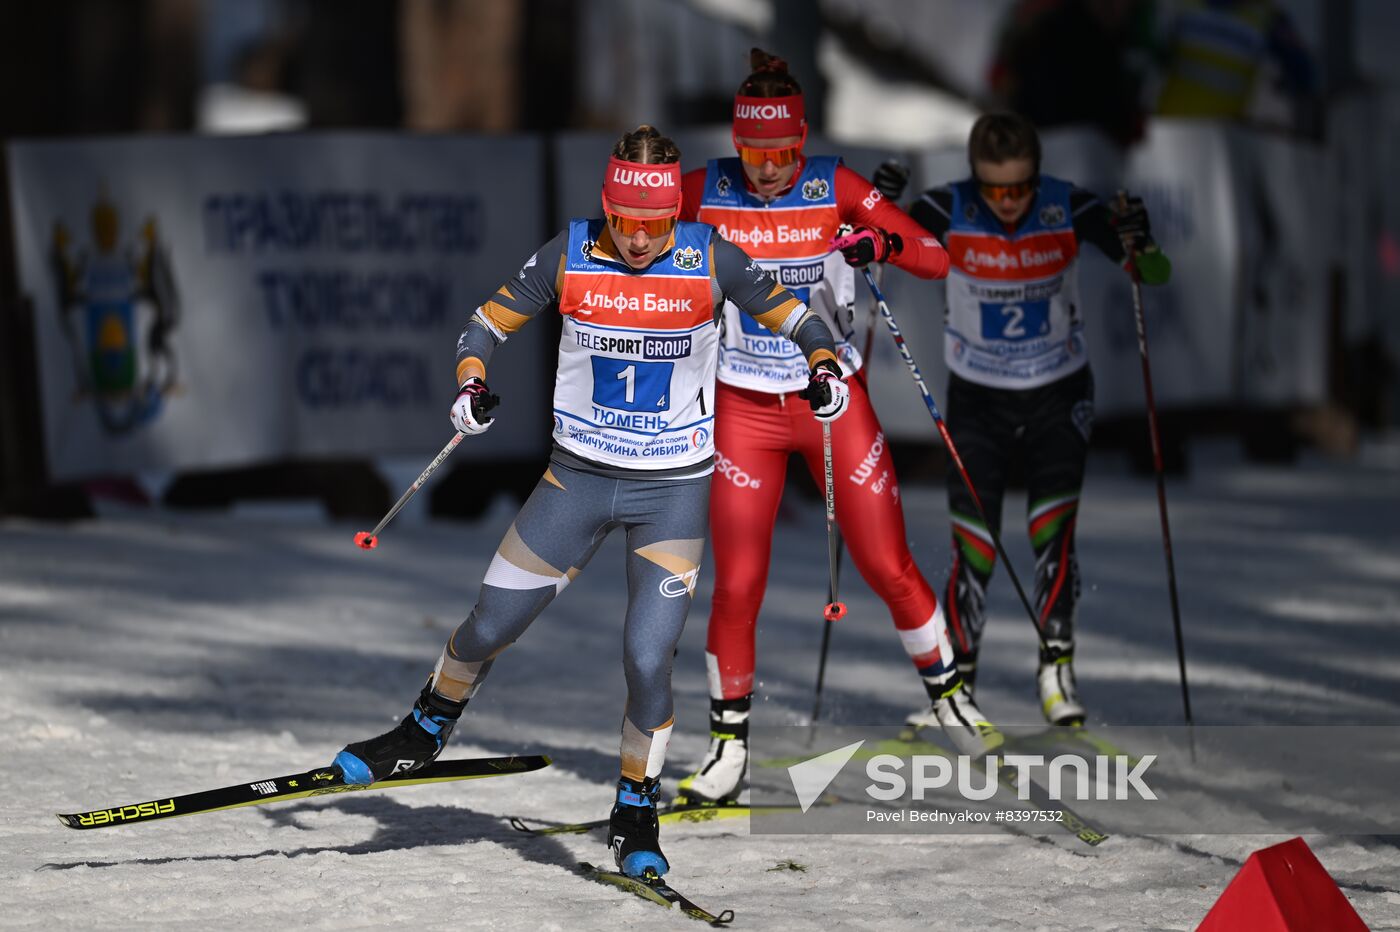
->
[602,156,681,212]
[732,94,805,139]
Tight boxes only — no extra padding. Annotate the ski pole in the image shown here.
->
[1120,219,1193,725]
[851,264,1049,649]
[811,419,847,723]
[829,262,884,596]
[354,432,466,550]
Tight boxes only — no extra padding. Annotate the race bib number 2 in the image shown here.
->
[980,299,1050,342]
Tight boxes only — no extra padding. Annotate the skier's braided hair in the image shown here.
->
[738,48,802,98]
[612,125,681,165]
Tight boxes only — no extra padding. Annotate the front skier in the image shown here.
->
[677,49,1002,806]
[894,111,1171,724]
[333,125,848,880]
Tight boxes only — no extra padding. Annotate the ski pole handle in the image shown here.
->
[829,230,865,253]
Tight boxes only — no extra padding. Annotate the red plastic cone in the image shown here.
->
[1198,837,1369,931]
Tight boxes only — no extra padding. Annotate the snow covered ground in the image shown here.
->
[3,439,1399,930]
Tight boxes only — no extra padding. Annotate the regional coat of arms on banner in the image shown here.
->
[50,189,180,435]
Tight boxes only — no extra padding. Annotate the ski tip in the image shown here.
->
[353,531,378,550]
[506,816,534,833]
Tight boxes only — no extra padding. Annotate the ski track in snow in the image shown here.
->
[3,443,1399,930]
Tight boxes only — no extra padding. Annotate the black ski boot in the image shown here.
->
[609,776,668,879]
[334,681,465,785]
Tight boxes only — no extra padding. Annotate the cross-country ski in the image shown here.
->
[57,755,551,830]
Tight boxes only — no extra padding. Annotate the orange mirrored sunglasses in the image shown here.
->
[735,142,803,168]
[605,211,678,237]
[977,177,1038,201]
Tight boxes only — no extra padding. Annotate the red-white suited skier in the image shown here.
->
[677,49,1003,804]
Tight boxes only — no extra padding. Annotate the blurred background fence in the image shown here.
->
[2,0,1396,518]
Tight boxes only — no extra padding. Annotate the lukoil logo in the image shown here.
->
[611,168,676,188]
[850,431,884,486]
[735,102,792,121]
[787,743,1157,812]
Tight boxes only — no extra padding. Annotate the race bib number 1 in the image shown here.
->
[591,357,674,412]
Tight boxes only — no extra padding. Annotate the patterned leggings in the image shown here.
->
[429,457,709,782]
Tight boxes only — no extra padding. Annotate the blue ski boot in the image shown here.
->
[334,681,465,785]
[609,777,668,879]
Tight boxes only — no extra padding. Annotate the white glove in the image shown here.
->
[798,361,849,422]
[449,377,499,435]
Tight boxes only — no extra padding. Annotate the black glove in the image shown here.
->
[1111,194,1154,255]
[796,359,849,422]
[873,159,911,202]
[833,226,902,268]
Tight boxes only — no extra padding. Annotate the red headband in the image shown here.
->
[732,94,805,139]
[602,156,681,212]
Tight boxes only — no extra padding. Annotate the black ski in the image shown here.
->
[580,862,734,926]
[57,754,551,830]
[509,798,800,836]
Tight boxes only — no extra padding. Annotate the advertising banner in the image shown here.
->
[1231,129,1329,407]
[7,133,550,482]
[1100,120,1246,415]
